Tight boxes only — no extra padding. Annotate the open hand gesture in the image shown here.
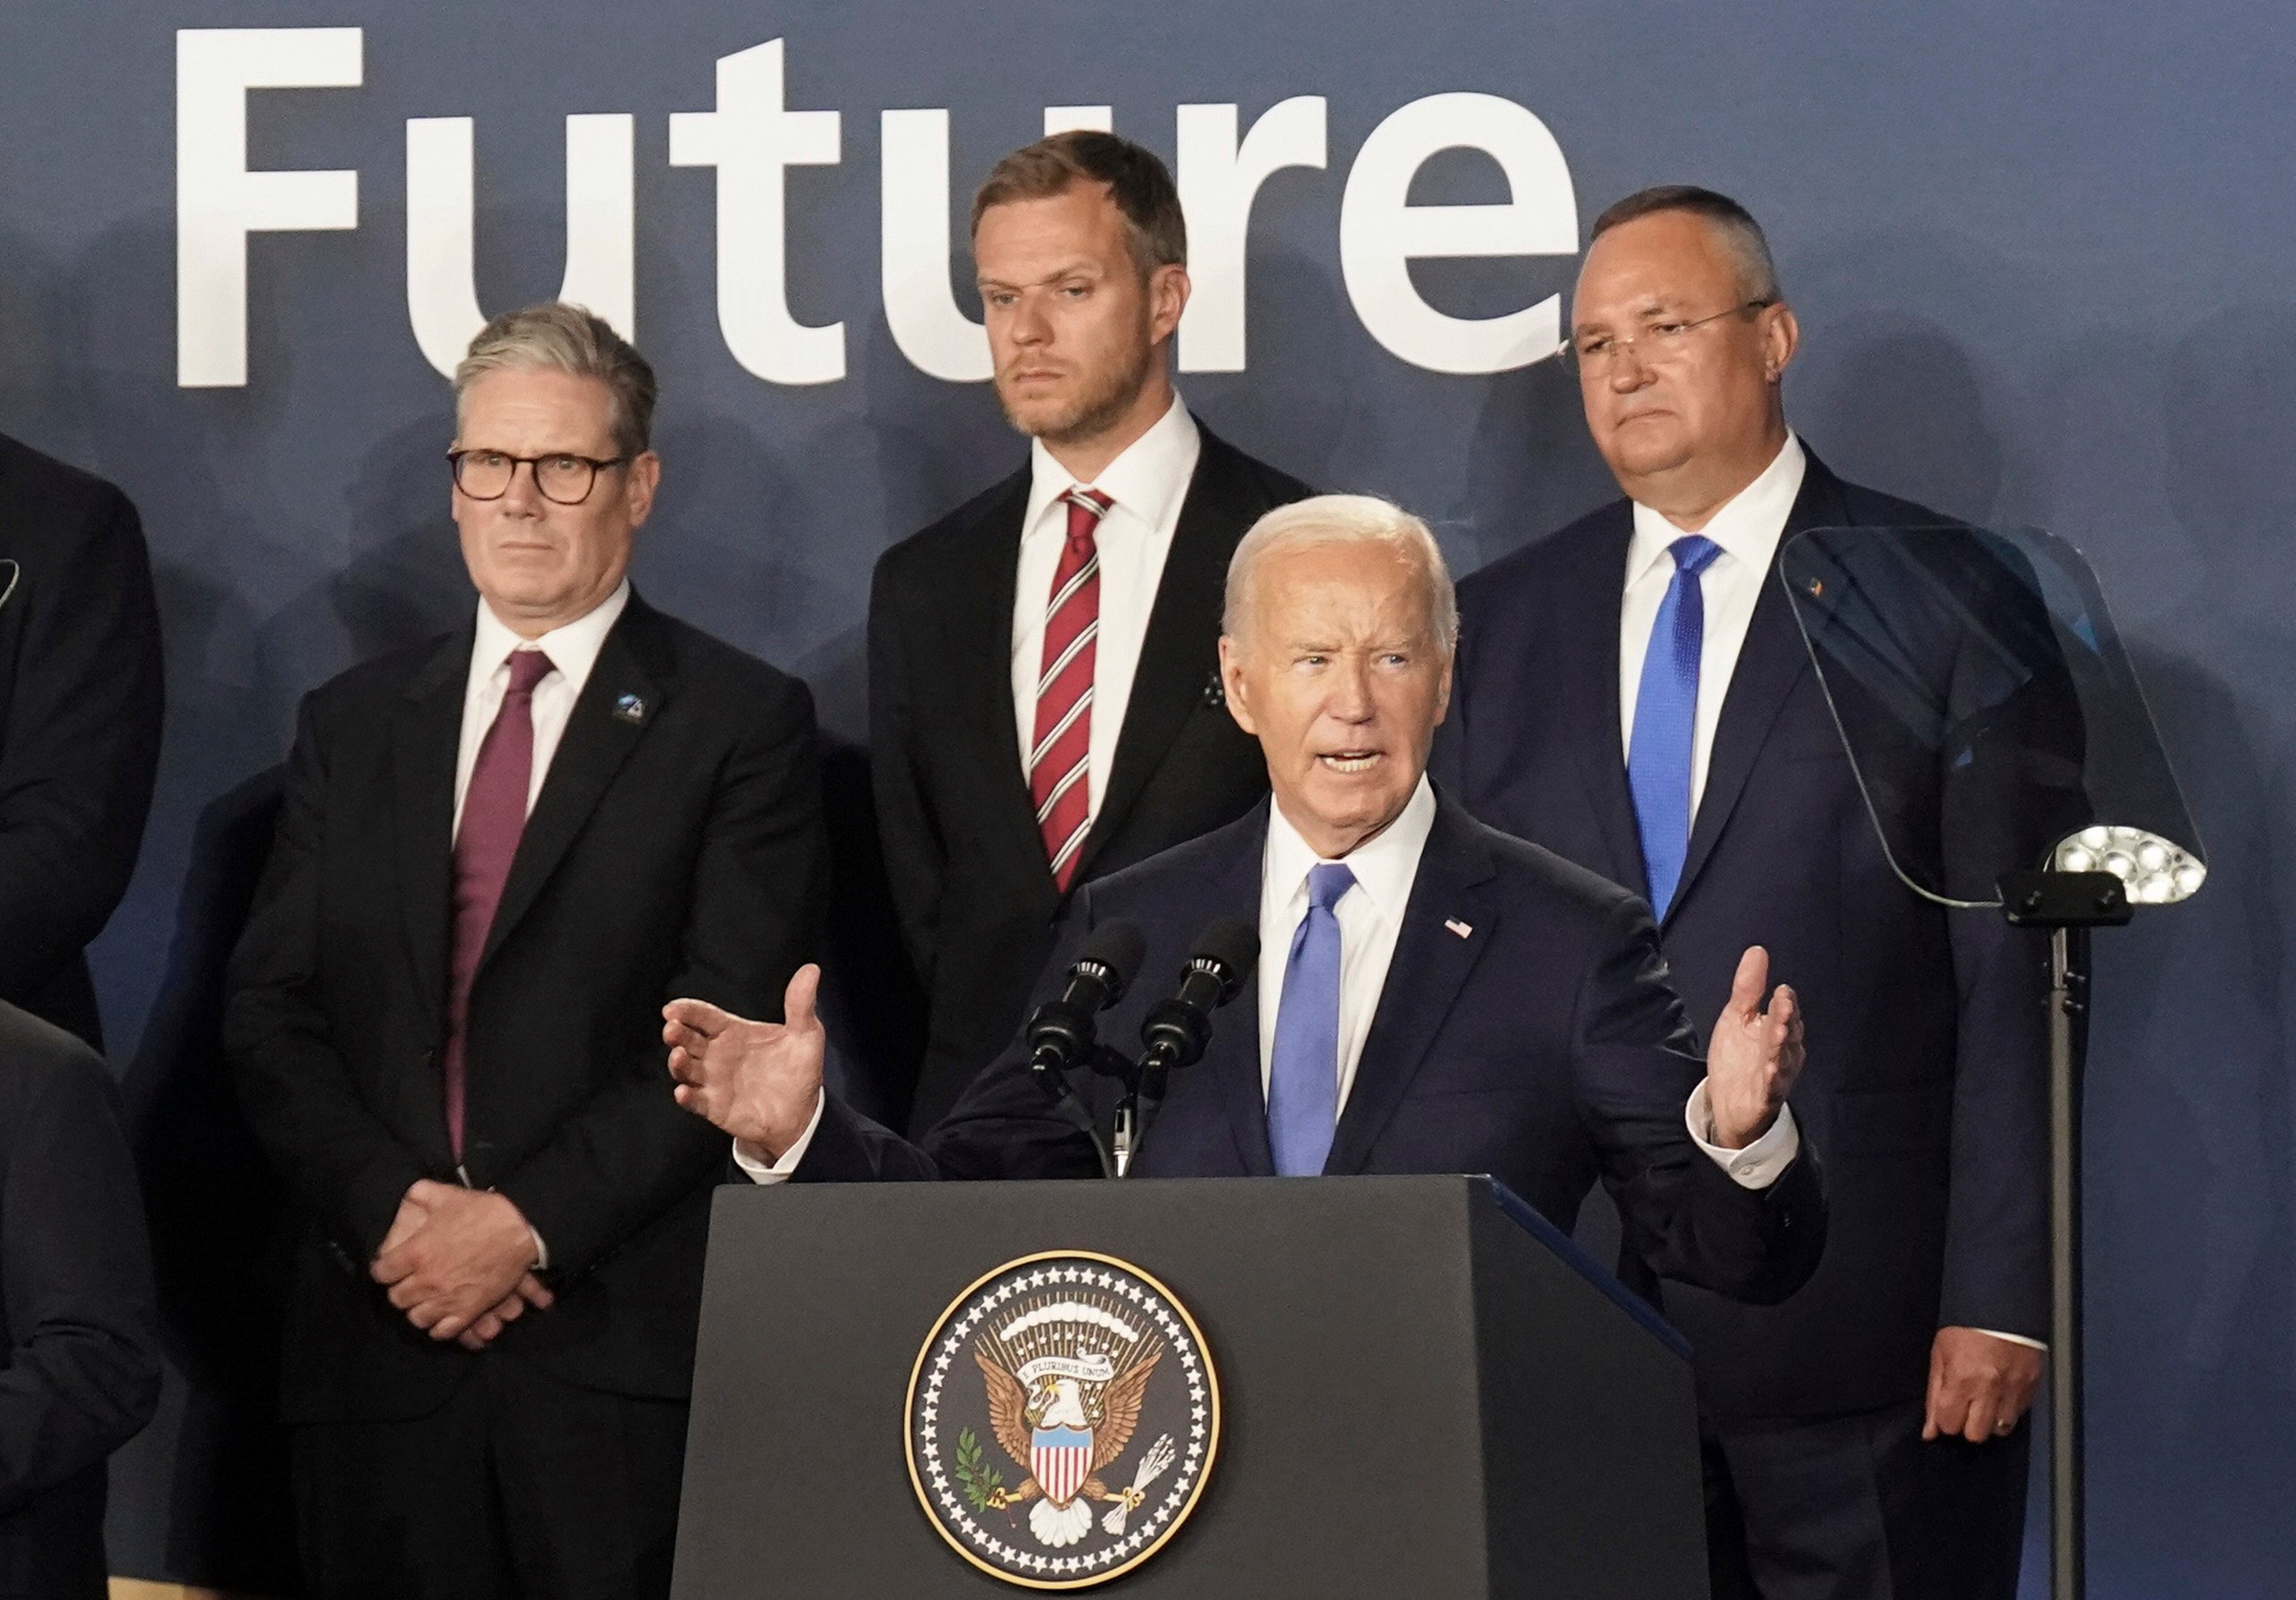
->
[664,964,826,1159]
[1703,945,1805,1148]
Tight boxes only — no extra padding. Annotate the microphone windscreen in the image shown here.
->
[1190,917,1260,983]
[1078,919,1148,998]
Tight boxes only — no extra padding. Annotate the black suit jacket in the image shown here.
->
[0,434,165,1050]
[869,425,1310,1130]
[794,798,1826,1310]
[1434,450,2052,1418]
[225,593,827,1424]
[0,1002,160,1599]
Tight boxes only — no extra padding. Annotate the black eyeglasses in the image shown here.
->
[448,448,630,506]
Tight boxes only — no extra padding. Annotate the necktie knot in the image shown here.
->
[504,648,555,698]
[1670,534,1723,580]
[1307,861,1356,914]
[1061,487,1113,554]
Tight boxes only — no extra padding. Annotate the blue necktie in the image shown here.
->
[1267,861,1355,1176]
[1628,535,1722,918]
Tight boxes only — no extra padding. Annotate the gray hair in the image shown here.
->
[453,301,658,458]
[1589,184,1783,305]
[1223,494,1458,655]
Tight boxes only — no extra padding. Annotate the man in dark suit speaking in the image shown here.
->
[1432,187,2048,1599]
[669,495,1823,1311]
[226,303,827,1600]
[870,131,1310,1133]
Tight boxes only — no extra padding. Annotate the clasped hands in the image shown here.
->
[370,1180,551,1350]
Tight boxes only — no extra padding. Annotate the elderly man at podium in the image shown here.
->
[668,495,1824,1307]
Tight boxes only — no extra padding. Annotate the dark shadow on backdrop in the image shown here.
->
[117,769,300,1596]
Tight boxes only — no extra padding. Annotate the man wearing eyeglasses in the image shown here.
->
[1433,189,2047,1598]
[226,301,828,1599]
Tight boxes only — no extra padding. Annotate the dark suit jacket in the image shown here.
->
[1433,450,2052,1419]
[870,425,1311,1131]
[0,434,165,1051]
[225,593,828,1425]
[794,798,1826,1310]
[0,1002,160,1600]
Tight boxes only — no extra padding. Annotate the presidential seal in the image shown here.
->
[905,1251,1220,1589]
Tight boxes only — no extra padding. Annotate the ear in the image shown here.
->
[1431,651,1454,727]
[1760,303,1800,384]
[625,451,663,528]
[1148,263,1190,347]
[1217,633,1258,736]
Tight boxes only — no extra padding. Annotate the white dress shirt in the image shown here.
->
[1618,432,1806,810]
[743,778,1799,1188]
[1614,436,2042,1350]
[454,580,630,837]
[1008,395,1201,820]
[451,578,628,1266]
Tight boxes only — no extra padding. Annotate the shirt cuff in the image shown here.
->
[1968,1328,2048,1352]
[732,1090,826,1185]
[528,1227,548,1273]
[1686,1081,1800,1190]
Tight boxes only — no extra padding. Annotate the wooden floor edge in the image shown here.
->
[111,1579,274,1600]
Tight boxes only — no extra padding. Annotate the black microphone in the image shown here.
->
[1027,920,1148,1075]
[1137,917,1260,1076]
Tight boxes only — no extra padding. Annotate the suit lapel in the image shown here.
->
[1195,802,1277,1177]
[478,594,671,971]
[953,467,1056,883]
[1324,804,1499,1174]
[1554,506,1648,895]
[392,630,470,1034]
[1668,455,1851,922]
[1075,431,1254,884]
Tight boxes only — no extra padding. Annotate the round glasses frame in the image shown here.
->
[1558,298,1775,374]
[448,448,631,506]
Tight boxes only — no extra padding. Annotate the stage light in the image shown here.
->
[2053,825,2205,905]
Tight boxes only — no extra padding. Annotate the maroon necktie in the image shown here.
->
[441,648,555,1161]
[1029,488,1112,891]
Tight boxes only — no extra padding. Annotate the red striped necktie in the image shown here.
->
[1029,487,1113,891]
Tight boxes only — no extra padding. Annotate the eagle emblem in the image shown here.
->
[907,1253,1218,1587]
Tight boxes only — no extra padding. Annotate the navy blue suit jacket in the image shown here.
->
[1433,450,2054,1419]
[795,796,1825,1309]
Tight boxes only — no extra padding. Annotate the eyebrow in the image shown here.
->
[977,262,1106,292]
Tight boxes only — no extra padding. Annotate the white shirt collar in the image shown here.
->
[1022,394,1199,538]
[1264,774,1439,917]
[1626,430,1807,587]
[471,578,631,684]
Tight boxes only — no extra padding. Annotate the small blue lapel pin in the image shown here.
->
[613,693,647,724]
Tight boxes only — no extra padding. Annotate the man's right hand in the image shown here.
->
[664,964,826,1159]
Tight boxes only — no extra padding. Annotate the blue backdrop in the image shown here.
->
[1,3,2288,1592]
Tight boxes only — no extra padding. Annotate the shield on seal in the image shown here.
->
[1029,1426,1094,1506]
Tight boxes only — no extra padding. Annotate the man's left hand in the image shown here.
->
[1924,1326,2043,1443]
[1703,945,1806,1148]
[371,1181,541,1342]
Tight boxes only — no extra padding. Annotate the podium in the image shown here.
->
[670,1175,1707,1598]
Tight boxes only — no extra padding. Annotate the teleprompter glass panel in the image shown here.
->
[1777,525,2202,910]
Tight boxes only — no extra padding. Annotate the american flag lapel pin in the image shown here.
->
[1445,918,1473,939]
[613,692,646,724]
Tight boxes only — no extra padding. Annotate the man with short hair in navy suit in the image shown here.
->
[1432,187,2048,1599]
[665,494,1825,1314]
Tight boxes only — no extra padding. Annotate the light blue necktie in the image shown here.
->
[1267,861,1355,1176]
[1628,535,1722,918]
